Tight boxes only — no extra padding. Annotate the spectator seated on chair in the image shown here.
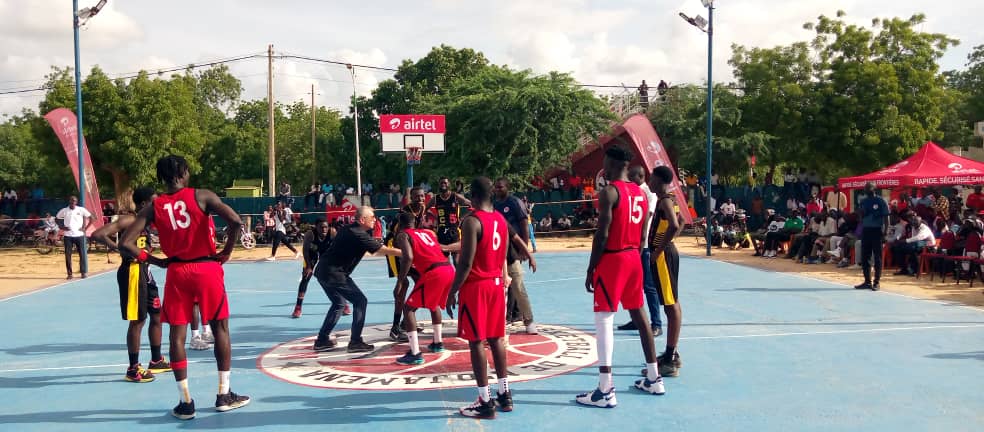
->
[538,212,554,232]
[752,211,778,256]
[790,213,824,262]
[805,210,838,264]
[719,198,737,225]
[555,214,572,230]
[892,214,935,276]
[710,219,724,247]
[760,214,786,258]
[956,219,983,274]
[834,211,861,268]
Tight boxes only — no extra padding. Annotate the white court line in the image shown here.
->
[0,271,111,303]
[526,277,582,285]
[614,323,984,342]
[4,324,981,374]
[691,255,984,314]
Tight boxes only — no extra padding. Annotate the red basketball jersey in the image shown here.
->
[466,209,508,281]
[604,180,647,251]
[153,188,217,260]
[406,228,447,272]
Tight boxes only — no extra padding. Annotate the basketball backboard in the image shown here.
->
[379,114,446,152]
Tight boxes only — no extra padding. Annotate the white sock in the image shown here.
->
[432,323,443,343]
[498,377,509,395]
[218,370,230,395]
[192,328,201,338]
[478,385,491,402]
[645,362,660,381]
[408,331,420,355]
[177,378,192,403]
[598,372,613,392]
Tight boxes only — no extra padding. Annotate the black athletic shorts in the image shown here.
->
[650,242,680,306]
[117,261,161,321]
[437,227,461,245]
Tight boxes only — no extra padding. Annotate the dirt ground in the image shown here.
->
[2,234,982,308]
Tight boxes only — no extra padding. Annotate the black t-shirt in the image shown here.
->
[316,223,382,283]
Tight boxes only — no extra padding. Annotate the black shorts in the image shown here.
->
[117,261,161,321]
[650,243,680,306]
[437,227,460,245]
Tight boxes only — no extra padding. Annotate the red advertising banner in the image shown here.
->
[43,108,104,234]
[379,115,446,133]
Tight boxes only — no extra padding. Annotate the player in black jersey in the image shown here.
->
[292,219,334,318]
[91,187,171,383]
[428,177,472,250]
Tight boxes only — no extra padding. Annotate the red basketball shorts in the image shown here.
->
[161,261,229,326]
[406,264,454,311]
[457,277,506,342]
[592,249,643,312]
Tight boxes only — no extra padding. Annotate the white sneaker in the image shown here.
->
[525,322,538,335]
[190,334,211,350]
[202,331,214,344]
[264,256,275,262]
[634,377,666,395]
[294,252,302,260]
[575,388,617,408]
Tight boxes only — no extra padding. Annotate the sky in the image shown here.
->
[0,0,981,118]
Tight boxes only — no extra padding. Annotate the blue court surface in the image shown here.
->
[1,252,982,431]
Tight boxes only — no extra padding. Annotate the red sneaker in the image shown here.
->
[342,304,352,316]
[291,306,302,319]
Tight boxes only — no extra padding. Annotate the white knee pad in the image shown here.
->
[594,311,616,367]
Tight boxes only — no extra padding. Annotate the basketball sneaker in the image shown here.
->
[190,334,210,350]
[172,399,195,420]
[575,388,617,408]
[291,305,302,319]
[634,377,666,395]
[496,390,514,412]
[313,339,337,352]
[347,341,374,353]
[388,327,409,342]
[124,364,155,383]
[202,331,215,344]
[427,342,445,353]
[215,390,250,412]
[525,322,538,335]
[147,358,172,374]
[459,398,496,419]
[395,351,424,365]
[342,304,352,315]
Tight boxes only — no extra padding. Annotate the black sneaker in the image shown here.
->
[496,390,514,412]
[172,399,196,420]
[389,327,409,342]
[854,282,872,290]
[427,342,446,353]
[659,351,682,368]
[395,351,424,365]
[652,327,663,338]
[459,398,496,419]
[616,321,638,331]
[313,340,337,352]
[347,341,375,353]
[871,283,880,291]
[215,390,250,412]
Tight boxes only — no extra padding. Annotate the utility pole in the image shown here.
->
[310,83,317,185]
[267,44,276,197]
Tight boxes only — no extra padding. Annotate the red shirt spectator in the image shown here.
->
[939,230,956,250]
[805,196,823,216]
[965,231,982,255]
[966,187,984,212]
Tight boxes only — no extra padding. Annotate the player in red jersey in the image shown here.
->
[392,211,456,365]
[446,177,512,419]
[577,146,665,409]
[121,155,249,420]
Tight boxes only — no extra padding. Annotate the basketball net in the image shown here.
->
[406,147,422,165]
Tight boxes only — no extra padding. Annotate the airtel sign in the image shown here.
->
[379,115,446,134]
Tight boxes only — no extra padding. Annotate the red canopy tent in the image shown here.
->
[837,142,984,190]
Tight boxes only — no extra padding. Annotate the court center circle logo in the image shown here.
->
[257,321,597,390]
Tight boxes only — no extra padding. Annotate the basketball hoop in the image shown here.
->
[406,147,422,165]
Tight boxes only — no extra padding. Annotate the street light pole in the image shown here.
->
[73,0,85,209]
[346,64,363,198]
[704,2,714,257]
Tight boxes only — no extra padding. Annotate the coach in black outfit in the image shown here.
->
[313,206,402,353]
[855,182,890,291]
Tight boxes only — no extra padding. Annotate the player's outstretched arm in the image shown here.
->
[440,242,461,253]
[120,205,165,267]
[447,216,479,314]
[394,232,414,298]
[585,185,616,292]
[198,188,242,262]
[90,215,131,251]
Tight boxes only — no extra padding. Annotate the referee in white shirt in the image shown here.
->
[56,196,92,279]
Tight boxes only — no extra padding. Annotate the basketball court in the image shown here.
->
[1,252,982,431]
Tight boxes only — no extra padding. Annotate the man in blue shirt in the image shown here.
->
[856,182,890,290]
[493,178,537,334]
